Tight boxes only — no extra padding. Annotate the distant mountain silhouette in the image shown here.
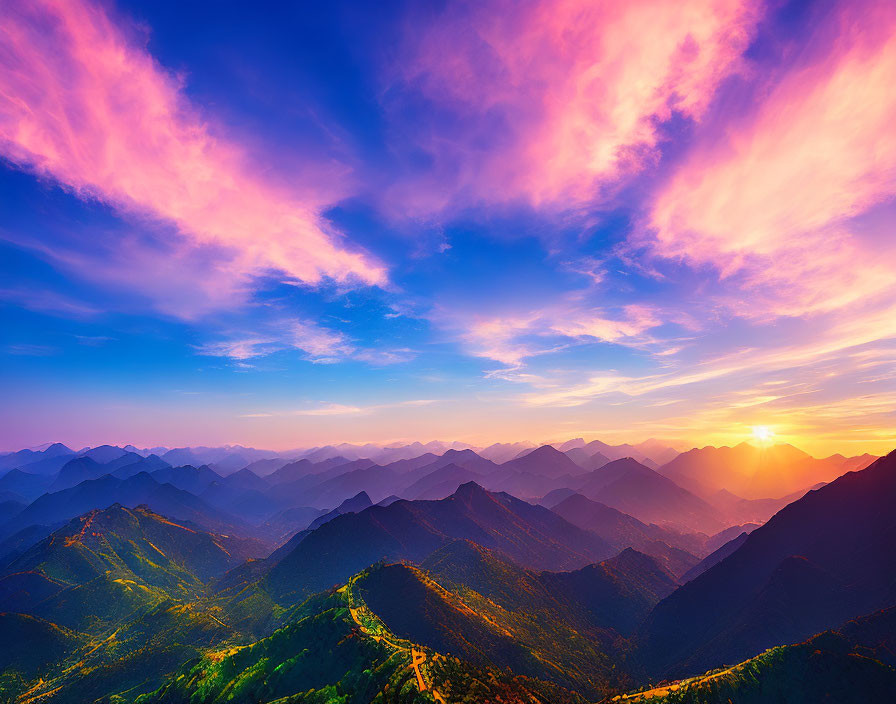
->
[0,469,55,501]
[477,441,537,463]
[0,472,252,540]
[49,456,106,492]
[552,493,701,577]
[149,464,222,494]
[639,449,896,677]
[402,462,484,499]
[0,443,75,476]
[574,458,724,533]
[80,444,128,464]
[564,447,611,470]
[500,444,585,477]
[660,442,876,499]
[580,439,661,468]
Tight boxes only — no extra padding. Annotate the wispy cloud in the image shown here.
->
[647,1,896,318]
[197,318,416,366]
[196,338,277,361]
[0,287,100,318]
[388,0,760,212]
[6,343,58,356]
[291,320,355,363]
[292,403,365,416]
[241,399,437,418]
[0,0,385,313]
[437,302,664,372]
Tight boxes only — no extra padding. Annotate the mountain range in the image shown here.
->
[0,437,889,704]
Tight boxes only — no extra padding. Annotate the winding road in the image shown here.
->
[347,592,447,702]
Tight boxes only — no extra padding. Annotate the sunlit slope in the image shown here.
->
[142,570,585,704]
[0,506,267,703]
[352,541,679,699]
[0,504,259,632]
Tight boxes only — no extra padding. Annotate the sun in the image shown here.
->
[751,425,774,444]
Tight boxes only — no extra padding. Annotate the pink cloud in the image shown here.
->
[0,0,385,303]
[648,1,896,317]
[441,302,663,371]
[390,0,760,212]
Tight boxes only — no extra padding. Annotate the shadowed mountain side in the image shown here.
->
[703,522,761,553]
[241,456,293,476]
[46,453,171,493]
[551,493,701,577]
[306,490,373,531]
[266,482,614,604]
[261,506,326,549]
[47,456,104,492]
[681,531,751,583]
[478,441,537,463]
[0,612,83,679]
[266,458,381,508]
[540,548,679,635]
[638,449,896,678]
[0,469,55,502]
[414,448,500,475]
[580,439,663,468]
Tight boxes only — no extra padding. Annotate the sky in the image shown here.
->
[1,0,894,456]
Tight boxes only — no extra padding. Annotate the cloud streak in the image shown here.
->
[390,0,760,212]
[648,0,896,317]
[0,0,385,308]
[439,302,664,372]
[197,318,415,366]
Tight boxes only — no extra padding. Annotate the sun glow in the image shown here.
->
[751,425,774,444]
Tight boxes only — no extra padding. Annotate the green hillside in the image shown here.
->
[356,557,625,699]
[141,569,585,704]
[0,506,266,703]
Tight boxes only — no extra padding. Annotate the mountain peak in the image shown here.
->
[558,438,586,451]
[44,442,74,456]
[339,490,373,512]
[525,444,566,459]
[452,480,491,501]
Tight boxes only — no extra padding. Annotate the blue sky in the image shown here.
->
[1,0,895,455]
